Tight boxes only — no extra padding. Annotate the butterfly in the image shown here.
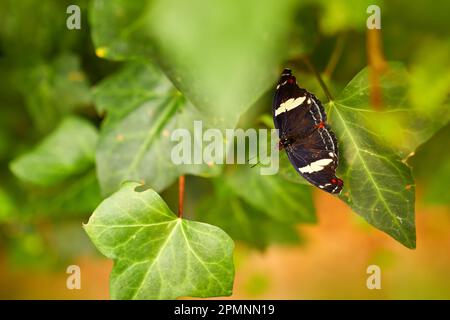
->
[272,68,344,194]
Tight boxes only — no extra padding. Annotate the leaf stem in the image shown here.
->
[302,57,334,102]
[178,175,185,218]
[324,33,347,78]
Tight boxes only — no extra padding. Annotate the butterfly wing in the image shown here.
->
[273,69,343,194]
[286,144,343,194]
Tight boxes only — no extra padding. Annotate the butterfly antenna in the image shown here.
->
[251,162,261,168]
[247,154,261,168]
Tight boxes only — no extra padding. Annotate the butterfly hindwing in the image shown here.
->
[273,68,343,194]
[286,145,342,193]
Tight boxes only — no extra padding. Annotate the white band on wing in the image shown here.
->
[298,158,333,173]
[275,96,306,116]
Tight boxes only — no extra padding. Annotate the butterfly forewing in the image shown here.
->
[273,69,343,194]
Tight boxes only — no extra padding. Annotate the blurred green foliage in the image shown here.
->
[93,61,220,194]
[0,0,449,298]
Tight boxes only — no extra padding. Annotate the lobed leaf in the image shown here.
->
[275,62,450,248]
[84,182,234,299]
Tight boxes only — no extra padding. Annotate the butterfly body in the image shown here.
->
[273,68,343,194]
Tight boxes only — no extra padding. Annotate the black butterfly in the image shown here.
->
[273,68,343,194]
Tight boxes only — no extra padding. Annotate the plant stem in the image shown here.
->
[178,175,185,218]
[302,57,334,102]
[324,33,346,78]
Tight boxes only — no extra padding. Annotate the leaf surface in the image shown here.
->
[84,182,234,299]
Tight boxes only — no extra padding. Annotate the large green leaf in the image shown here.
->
[265,63,441,248]
[90,0,300,128]
[328,69,416,248]
[225,166,316,223]
[94,61,221,195]
[275,62,449,248]
[10,116,98,186]
[84,182,234,299]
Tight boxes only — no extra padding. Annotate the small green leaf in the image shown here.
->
[84,182,234,299]
[94,61,221,195]
[10,116,98,186]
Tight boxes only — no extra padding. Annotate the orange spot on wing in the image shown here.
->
[316,121,325,129]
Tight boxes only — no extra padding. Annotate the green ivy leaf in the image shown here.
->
[328,77,416,248]
[90,0,300,128]
[274,61,450,248]
[10,116,98,186]
[225,166,316,223]
[94,62,221,195]
[84,182,234,299]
